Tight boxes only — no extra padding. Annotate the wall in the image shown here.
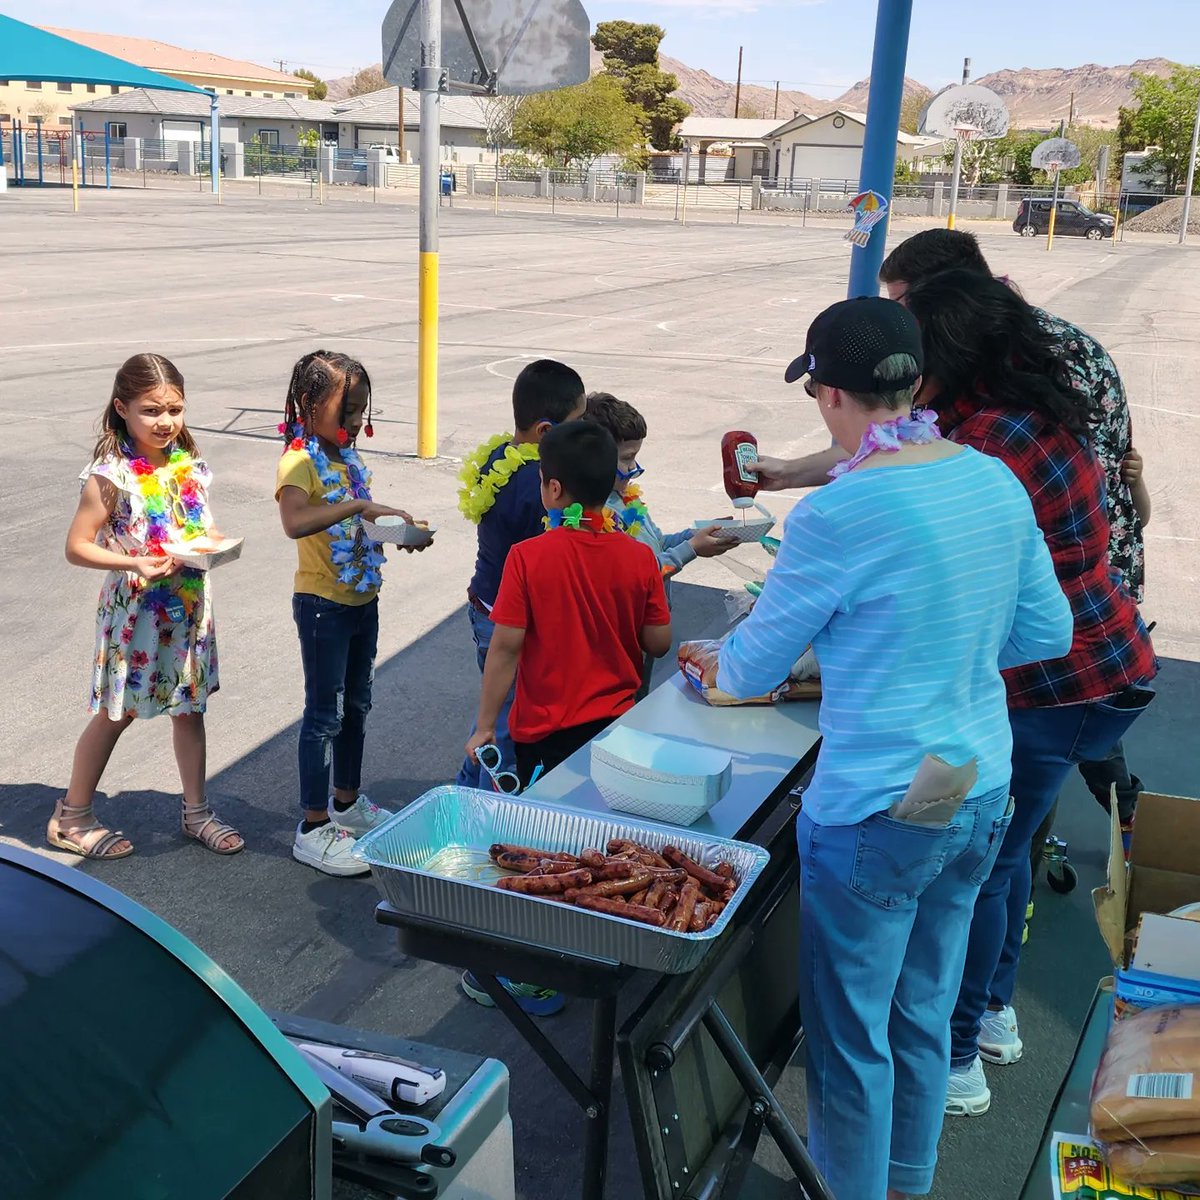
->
[351,124,490,163]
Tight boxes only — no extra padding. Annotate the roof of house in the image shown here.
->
[71,86,491,131]
[42,26,311,89]
[766,108,946,148]
[677,116,782,143]
[332,88,489,132]
[72,90,335,121]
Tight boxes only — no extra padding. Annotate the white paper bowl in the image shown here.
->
[590,727,732,826]
[363,516,436,547]
[692,501,775,545]
[162,537,244,571]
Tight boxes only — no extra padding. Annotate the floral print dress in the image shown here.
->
[82,454,219,719]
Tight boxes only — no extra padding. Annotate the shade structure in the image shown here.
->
[0,13,219,194]
[0,13,208,92]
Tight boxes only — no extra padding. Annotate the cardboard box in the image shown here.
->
[1094,792,1200,974]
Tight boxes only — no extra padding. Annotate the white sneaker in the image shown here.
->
[328,793,393,837]
[293,821,370,877]
[979,1004,1024,1065]
[945,1057,991,1117]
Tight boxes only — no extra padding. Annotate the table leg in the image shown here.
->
[582,994,618,1200]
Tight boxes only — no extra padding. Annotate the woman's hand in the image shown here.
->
[1121,448,1143,487]
[690,526,736,558]
[132,555,176,581]
[747,455,798,492]
[361,502,414,523]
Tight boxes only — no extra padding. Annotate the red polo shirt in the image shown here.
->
[490,527,671,742]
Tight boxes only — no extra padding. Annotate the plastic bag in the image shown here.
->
[1105,1133,1200,1191]
[677,638,821,707]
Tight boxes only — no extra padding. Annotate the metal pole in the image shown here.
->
[78,119,85,186]
[946,56,970,230]
[210,96,220,195]
[0,125,7,194]
[104,124,111,189]
[734,46,743,118]
[1046,168,1061,251]
[1178,88,1200,245]
[681,148,690,225]
[847,0,915,297]
[398,86,405,162]
[416,0,442,459]
[36,119,44,185]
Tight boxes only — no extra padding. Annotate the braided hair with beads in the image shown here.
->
[281,350,374,444]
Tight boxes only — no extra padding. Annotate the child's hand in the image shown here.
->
[465,730,496,764]
[691,526,737,558]
[361,502,414,523]
[132,555,176,581]
[1121,448,1144,486]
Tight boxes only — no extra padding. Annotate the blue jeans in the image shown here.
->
[798,786,1012,1199]
[455,602,516,789]
[950,686,1155,1065]
[292,594,379,814]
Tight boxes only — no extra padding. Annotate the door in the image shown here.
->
[1032,201,1051,231]
[1056,202,1081,233]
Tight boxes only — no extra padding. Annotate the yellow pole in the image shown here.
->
[1111,195,1122,245]
[1046,168,1060,251]
[71,158,79,212]
[946,211,955,230]
[417,251,439,458]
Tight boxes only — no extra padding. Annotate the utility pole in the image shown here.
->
[398,86,405,161]
[1067,90,1075,127]
[276,59,287,73]
[734,47,743,117]
[774,81,780,120]
[1179,86,1200,245]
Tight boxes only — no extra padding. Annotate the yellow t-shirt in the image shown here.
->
[275,448,380,606]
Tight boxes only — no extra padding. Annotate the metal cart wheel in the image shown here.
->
[1046,860,1079,894]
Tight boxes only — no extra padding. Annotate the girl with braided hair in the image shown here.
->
[276,350,428,876]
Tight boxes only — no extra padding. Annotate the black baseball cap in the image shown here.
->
[784,297,923,393]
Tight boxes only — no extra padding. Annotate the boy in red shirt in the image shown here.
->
[467,421,673,789]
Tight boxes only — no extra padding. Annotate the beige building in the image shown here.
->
[0,27,313,130]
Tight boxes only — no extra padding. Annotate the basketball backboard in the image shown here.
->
[382,0,591,95]
[919,83,1009,140]
[1031,136,1082,171]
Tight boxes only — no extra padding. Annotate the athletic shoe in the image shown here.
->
[945,1057,991,1117]
[1024,897,1034,945]
[329,793,393,837]
[979,1004,1024,1065]
[293,821,370,877]
[460,970,566,1017]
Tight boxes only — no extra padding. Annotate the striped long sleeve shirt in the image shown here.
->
[717,448,1073,825]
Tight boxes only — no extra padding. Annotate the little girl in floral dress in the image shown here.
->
[51,353,242,860]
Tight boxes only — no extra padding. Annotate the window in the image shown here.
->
[263,92,274,99]
[226,89,234,95]
[57,82,73,93]
[204,86,216,94]
[284,92,299,99]
[257,128,280,145]
[87,83,96,93]
[59,116,72,126]
[27,81,42,90]
[244,91,252,97]
[111,86,119,94]
[0,114,10,124]
[108,122,127,138]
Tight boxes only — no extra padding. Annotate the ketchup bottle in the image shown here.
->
[721,430,759,511]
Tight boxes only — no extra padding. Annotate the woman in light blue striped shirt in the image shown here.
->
[717,298,1071,1200]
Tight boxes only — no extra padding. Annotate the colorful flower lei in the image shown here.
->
[545,505,618,532]
[127,448,208,616]
[285,429,385,591]
[617,482,649,539]
[457,433,540,524]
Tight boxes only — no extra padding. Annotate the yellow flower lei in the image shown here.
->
[457,433,540,524]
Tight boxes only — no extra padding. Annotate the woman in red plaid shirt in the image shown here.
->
[904,269,1156,1120]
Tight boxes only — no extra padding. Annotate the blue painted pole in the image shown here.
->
[12,120,20,186]
[210,96,220,195]
[37,121,44,185]
[846,0,914,298]
[104,124,112,189]
[78,118,86,186]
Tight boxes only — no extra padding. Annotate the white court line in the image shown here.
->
[1130,402,1199,419]
[1145,534,1197,542]
[0,337,274,351]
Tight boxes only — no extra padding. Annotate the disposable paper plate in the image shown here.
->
[692,502,775,545]
[363,516,436,547]
[162,537,244,571]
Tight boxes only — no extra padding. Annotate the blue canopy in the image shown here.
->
[0,14,208,94]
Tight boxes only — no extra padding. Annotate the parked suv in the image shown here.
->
[1014,199,1115,240]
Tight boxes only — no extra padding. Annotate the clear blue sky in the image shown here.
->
[18,0,1200,94]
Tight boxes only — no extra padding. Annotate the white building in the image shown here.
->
[71,86,493,162]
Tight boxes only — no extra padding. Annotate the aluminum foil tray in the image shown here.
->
[352,786,771,974]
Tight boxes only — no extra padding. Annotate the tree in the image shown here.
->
[894,157,914,185]
[1121,66,1200,193]
[898,91,926,136]
[346,66,387,98]
[592,20,689,151]
[510,74,645,169]
[294,68,328,101]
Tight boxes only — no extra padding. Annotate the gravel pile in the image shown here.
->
[1125,195,1200,235]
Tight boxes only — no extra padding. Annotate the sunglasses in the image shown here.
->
[617,462,645,481]
[803,378,818,399]
[476,743,543,794]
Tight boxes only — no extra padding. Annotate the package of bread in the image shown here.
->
[677,640,821,707]
[1105,1131,1200,1189]
[1091,1005,1200,1143]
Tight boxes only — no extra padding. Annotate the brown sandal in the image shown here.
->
[47,801,134,860]
[182,801,244,855]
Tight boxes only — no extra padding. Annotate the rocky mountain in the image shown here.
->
[326,55,1178,131]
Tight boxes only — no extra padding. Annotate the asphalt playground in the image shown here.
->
[1,184,1197,1200]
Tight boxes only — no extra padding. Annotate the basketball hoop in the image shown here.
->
[1044,160,1063,175]
[953,122,982,143]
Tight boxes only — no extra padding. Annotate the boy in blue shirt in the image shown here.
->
[455,360,586,787]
